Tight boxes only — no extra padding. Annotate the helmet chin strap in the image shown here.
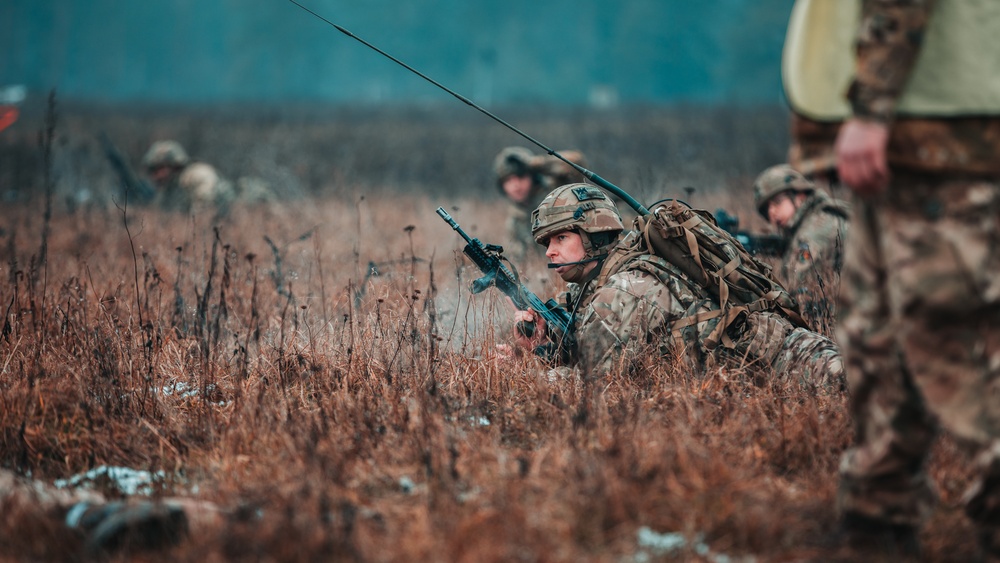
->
[550,254,608,284]
[546,254,606,269]
[546,230,616,281]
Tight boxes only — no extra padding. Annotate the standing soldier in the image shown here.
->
[828,0,1000,557]
[142,140,235,213]
[512,184,844,388]
[492,146,587,262]
[752,163,850,317]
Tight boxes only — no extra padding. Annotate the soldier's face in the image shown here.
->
[147,165,177,185]
[502,174,533,204]
[767,193,798,228]
[545,230,596,282]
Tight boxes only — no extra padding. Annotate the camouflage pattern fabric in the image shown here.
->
[530,184,623,249]
[495,148,589,261]
[528,150,588,189]
[179,163,235,208]
[753,164,816,215]
[837,171,1000,530]
[153,162,235,213]
[564,232,703,375]
[771,326,844,390]
[492,146,535,193]
[850,0,1000,175]
[503,198,543,262]
[557,232,845,387]
[142,140,190,169]
[836,0,1000,549]
[778,189,850,300]
[143,140,236,213]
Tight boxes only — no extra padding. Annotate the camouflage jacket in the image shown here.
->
[851,0,1000,174]
[529,152,587,189]
[154,162,235,213]
[561,231,705,375]
[503,155,586,261]
[779,190,851,292]
[503,190,548,262]
[555,232,844,387]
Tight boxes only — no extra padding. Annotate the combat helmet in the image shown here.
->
[492,146,535,191]
[531,184,623,255]
[142,140,190,170]
[752,164,815,218]
[530,150,589,188]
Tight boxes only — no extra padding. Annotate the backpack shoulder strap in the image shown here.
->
[634,202,807,349]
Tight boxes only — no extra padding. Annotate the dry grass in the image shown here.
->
[0,104,979,562]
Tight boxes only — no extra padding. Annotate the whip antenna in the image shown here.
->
[285,0,649,215]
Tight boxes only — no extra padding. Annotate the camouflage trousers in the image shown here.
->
[836,170,1000,535]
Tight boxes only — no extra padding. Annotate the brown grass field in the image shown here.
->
[0,100,980,561]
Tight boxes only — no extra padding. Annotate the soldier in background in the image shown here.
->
[752,164,850,315]
[492,146,588,261]
[512,184,843,388]
[142,140,236,213]
[827,0,1000,558]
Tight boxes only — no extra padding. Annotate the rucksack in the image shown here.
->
[633,200,807,350]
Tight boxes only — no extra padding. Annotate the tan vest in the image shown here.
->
[783,0,1000,121]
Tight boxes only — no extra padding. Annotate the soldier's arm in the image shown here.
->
[784,212,844,288]
[836,0,935,195]
[849,0,936,124]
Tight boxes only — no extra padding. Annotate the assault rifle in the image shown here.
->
[436,207,571,340]
[713,209,786,257]
[99,132,156,204]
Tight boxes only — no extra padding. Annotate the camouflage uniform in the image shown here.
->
[493,147,587,261]
[753,164,850,304]
[143,140,235,213]
[502,201,544,263]
[531,184,843,387]
[834,0,1000,553]
[529,149,588,189]
[787,113,841,181]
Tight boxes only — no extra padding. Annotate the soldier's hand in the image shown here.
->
[835,118,890,197]
[513,309,547,351]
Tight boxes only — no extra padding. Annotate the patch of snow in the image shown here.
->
[54,465,167,496]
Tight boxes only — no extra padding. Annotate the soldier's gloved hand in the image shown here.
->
[513,309,548,352]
